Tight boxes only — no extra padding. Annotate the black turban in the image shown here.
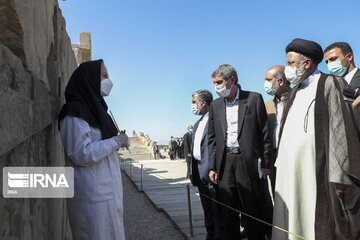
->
[285,38,323,64]
[58,60,118,140]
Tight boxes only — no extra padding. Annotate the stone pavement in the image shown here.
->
[122,169,185,240]
[120,158,208,240]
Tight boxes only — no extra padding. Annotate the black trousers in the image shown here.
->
[193,162,225,240]
[185,156,191,178]
[263,176,274,239]
[217,152,266,240]
[169,150,175,160]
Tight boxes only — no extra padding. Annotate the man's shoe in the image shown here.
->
[240,229,247,239]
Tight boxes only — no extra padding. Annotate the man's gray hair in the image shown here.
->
[211,64,238,83]
[299,53,319,69]
[192,90,213,106]
[300,54,309,62]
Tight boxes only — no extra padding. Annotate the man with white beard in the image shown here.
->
[273,38,360,240]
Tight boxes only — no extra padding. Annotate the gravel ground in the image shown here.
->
[122,173,185,240]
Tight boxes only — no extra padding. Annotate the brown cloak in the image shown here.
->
[279,72,360,240]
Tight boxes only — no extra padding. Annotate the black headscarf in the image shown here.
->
[58,59,118,140]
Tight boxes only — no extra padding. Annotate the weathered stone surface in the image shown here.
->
[0,83,33,155]
[137,132,155,153]
[0,43,32,98]
[0,0,77,239]
[71,47,83,67]
[50,4,77,102]
[12,0,54,90]
[0,0,26,67]
[72,31,91,65]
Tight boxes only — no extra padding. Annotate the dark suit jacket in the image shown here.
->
[349,68,360,86]
[208,87,272,180]
[183,132,192,158]
[169,140,177,150]
[190,115,211,185]
[348,68,360,139]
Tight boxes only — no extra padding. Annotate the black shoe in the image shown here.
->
[240,229,247,239]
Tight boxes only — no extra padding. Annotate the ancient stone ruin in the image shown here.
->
[138,132,155,149]
[0,0,78,239]
[72,31,91,66]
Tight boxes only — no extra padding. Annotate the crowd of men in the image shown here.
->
[185,39,360,240]
[168,136,185,160]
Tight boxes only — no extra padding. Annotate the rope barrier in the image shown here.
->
[123,160,309,240]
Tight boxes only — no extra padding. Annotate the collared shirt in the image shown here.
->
[299,69,320,89]
[193,112,209,160]
[225,88,240,147]
[301,69,321,89]
[344,67,358,84]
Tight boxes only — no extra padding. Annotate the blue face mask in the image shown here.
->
[327,55,349,76]
[264,80,279,96]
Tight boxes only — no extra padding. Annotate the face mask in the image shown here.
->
[191,102,202,115]
[284,62,306,85]
[215,80,232,97]
[188,129,193,134]
[327,55,349,76]
[100,78,113,96]
[264,80,279,96]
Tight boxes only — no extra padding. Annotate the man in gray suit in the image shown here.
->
[190,89,224,240]
[208,64,272,240]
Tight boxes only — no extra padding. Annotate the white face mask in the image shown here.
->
[100,78,113,96]
[191,103,200,115]
[284,62,306,85]
[215,80,232,97]
[264,80,279,96]
[191,101,204,115]
[327,54,349,76]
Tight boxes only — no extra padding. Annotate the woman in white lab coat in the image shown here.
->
[59,60,128,240]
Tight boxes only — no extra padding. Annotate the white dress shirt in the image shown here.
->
[344,67,358,84]
[274,97,285,148]
[224,88,264,177]
[225,88,240,147]
[193,112,209,160]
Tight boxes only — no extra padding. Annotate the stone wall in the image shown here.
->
[0,0,77,239]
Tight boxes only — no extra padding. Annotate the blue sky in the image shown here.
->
[59,0,360,144]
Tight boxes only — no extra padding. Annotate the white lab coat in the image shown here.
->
[60,116,125,240]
